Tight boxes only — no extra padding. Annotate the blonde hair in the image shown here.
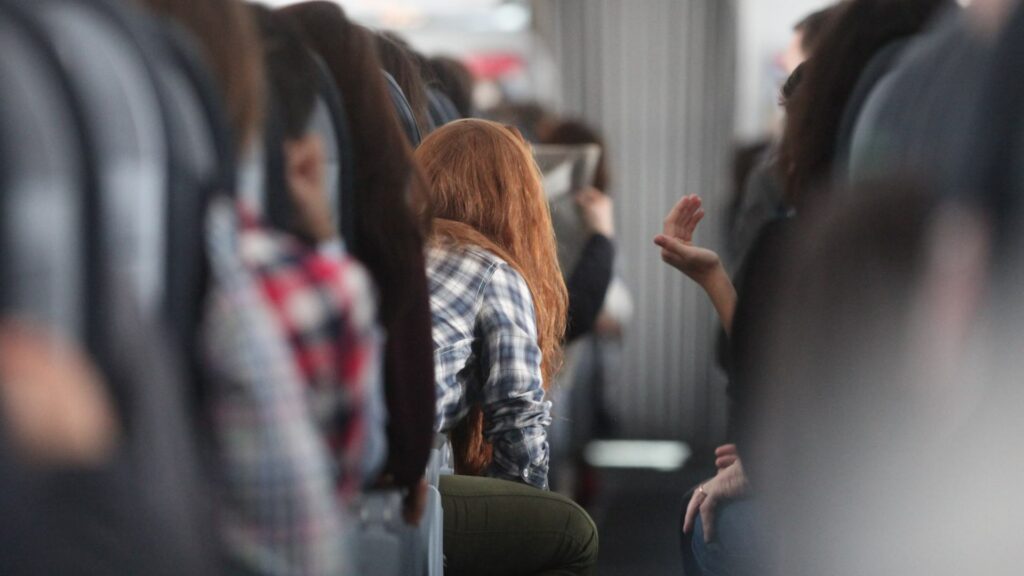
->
[416,119,568,474]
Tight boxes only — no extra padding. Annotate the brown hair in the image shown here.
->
[541,118,611,193]
[135,0,264,151]
[794,3,841,56]
[428,56,474,119]
[415,119,568,474]
[281,1,432,326]
[374,31,431,137]
[780,0,953,208]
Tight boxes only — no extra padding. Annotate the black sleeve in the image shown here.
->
[727,218,790,445]
[565,234,615,343]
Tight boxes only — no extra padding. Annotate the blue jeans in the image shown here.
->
[688,499,761,576]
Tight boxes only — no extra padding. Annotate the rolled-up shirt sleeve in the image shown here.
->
[475,263,552,489]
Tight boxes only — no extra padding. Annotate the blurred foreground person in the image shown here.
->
[137,0,383,573]
[656,3,956,574]
[0,323,117,468]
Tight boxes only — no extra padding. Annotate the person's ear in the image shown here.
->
[284,132,325,198]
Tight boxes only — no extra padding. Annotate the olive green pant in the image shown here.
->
[439,475,599,576]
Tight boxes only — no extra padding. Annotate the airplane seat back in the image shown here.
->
[427,87,461,130]
[834,40,909,179]
[384,70,422,147]
[29,0,170,343]
[0,2,218,574]
[147,22,223,362]
[0,5,90,342]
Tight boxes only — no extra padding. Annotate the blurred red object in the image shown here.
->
[464,53,524,79]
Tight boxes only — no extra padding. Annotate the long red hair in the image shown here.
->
[415,119,568,474]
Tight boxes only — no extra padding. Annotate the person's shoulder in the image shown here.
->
[427,242,511,279]
[429,241,506,265]
[427,243,530,305]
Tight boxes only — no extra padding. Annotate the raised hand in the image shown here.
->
[653,195,721,285]
[576,187,615,238]
[653,194,737,333]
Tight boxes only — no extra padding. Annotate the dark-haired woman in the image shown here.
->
[282,1,439,523]
[781,0,956,207]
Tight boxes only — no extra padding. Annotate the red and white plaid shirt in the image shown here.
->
[236,204,383,497]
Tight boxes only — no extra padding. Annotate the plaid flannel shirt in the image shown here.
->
[426,244,552,489]
[235,206,383,495]
[202,198,346,576]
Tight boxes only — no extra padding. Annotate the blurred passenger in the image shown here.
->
[487,100,557,143]
[723,0,957,446]
[416,119,598,576]
[377,33,462,129]
[781,4,838,74]
[728,3,838,268]
[136,0,358,573]
[0,322,117,467]
[428,55,475,119]
[730,2,832,251]
[781,0,956,208]
[0,315,215,576]
[374,31,432,137]
[543,120,611,192]
[251,3,386,496]
[540,119,617,343]
[654,4,954,574]
[282,0,438,523]
[0,322,115,575]
[728,62,806,270]
[744,180,993,576]
[540,118,628,503]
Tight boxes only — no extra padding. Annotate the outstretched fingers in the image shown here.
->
[666,195,704,241]
[663,195,690,237]
[681,206,705,243]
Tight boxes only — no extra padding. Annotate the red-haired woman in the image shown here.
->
[416,119,598,576]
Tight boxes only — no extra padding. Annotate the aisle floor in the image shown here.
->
[589,465,711,576]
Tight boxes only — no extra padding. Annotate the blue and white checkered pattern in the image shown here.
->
[426,244,552,489]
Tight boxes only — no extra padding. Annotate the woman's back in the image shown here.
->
[425,241,550,489]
